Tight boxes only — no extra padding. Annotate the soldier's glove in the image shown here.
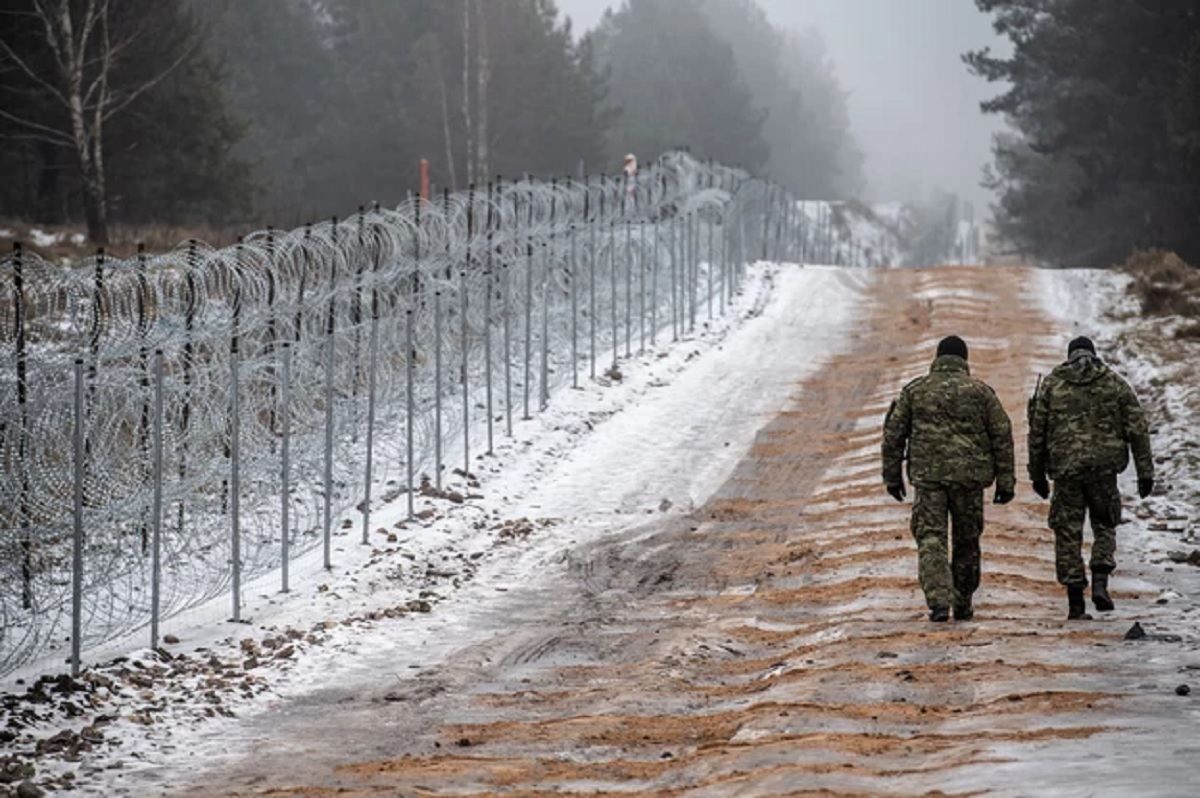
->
[886,482,906,502]
[1138,477,1155,499]
[1032,478,1050,500]
[993,487,1015,505]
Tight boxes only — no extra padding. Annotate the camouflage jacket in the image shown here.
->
[882,355,1016,490]
[1027,350,1153,481]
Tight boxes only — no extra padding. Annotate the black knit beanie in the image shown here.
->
[1068,336,1096,356]
[936,335,968,361]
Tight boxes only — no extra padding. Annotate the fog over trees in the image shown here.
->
[968,0,1200,266]
[0,0,863,237]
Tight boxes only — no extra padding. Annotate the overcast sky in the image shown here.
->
[557,0,1010,213]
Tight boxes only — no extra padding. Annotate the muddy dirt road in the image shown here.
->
[185,266,1199,797]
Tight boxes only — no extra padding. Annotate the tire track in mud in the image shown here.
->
[195,267,1163,797]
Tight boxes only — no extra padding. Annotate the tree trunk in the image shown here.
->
[438,64,458,191]
[81,155,109,245]
[63,9,111,247]
[461,0,475,187]
[474,0,490,182]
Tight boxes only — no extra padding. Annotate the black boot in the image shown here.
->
[954,601,974,621]
[1092,573,1114,612]
[929,606,950,623]
[1067,585,1091,620]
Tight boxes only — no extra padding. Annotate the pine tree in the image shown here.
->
[696,0,861,197]
[587,0,768,172]
[967,1,1200,266]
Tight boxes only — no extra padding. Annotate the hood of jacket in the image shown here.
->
[1057,348,1107,385]
[930,354,970,375]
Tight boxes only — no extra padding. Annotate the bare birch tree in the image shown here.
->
[474,0,490,182]
[0,0,199,243]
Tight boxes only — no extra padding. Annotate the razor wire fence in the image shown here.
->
[0,151,877,678]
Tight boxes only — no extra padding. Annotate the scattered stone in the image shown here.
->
[273,646,294,660]
[1176,684,1191,696]
[163,634,180,645]
[16,782,44,798]
[36,730,90,757]
[877,651,899,659]
[0,758,35,785]
[78,725,104,744]
[1165,550,1200,566]
[1125,622,1147,640]
[658,498,673,513]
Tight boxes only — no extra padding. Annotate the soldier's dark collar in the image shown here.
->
[930,354,970,374]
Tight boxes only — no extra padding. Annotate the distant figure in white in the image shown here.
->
[623,153,638,208]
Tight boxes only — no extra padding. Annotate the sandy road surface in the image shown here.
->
[186,266,1199,797]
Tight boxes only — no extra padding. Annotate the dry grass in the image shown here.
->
[1175,321,1200,341]
[1122,248,1200,318]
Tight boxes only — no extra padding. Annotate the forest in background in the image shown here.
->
[0,0,862,244]
[969,0,1200,267]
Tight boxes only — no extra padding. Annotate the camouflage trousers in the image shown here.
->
[910,483,984,609]
[1050,473,1120,587]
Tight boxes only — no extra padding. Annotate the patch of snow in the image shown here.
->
[29,228,63,248]
[4,262,873,794]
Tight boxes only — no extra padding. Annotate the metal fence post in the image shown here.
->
[71,357,85,677]
[720,209,729,315]
[14,242,33,612]
[523,237,533,420]
[540,245,549,410]
[671,216,679,342]
[638,222,646,354]
[322,218,338,570]
[502,264,513,436]
[609,219,618,368]
[624,220,632,357]
[589,182,598,379]
[280,343,292,591]
[708,206,715,320]
[461,269,470,474]
[485,181,495,454]
[434,289,443,488]
[651,217,659,346]
[570,225,578,388]
[150,351,164,648]
[363,302,379,545]
[230,348,242,620]
[405,310,415,520]
[689,212,698,332]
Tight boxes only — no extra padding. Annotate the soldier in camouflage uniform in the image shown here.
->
[882,336,1015,622]
[1028,336,1154,619]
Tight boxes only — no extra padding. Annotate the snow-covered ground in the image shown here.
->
[7,264,1196,796]
[0,262,872,794]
